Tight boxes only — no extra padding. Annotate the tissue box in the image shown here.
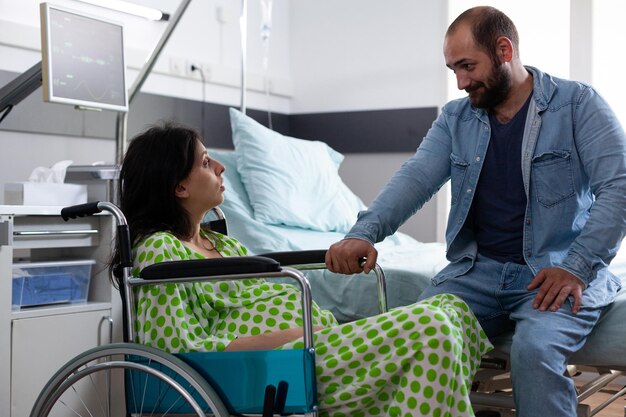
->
[4,182,88,206]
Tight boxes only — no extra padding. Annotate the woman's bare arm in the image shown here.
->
[224,327,324,351]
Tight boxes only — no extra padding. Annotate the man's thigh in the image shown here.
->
[509,294,602,357]
[418,257,514,338]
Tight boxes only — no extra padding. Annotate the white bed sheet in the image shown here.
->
[265,224,447,322]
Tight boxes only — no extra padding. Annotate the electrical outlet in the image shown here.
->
[215,6,234,24]
[169,57,184,76]
[200,63,212,80]
[185,60,197,77]
[187,61,211,80]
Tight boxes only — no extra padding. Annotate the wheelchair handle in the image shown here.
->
[62,201,132,270]
[61,201,102,221]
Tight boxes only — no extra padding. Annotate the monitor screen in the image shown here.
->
[40,2,128,112]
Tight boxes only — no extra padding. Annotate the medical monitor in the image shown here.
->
[40,2,128,112]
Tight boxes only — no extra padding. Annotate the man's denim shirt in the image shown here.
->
[347,66,626,305]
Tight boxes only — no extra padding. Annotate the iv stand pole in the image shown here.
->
[240,0,247,114]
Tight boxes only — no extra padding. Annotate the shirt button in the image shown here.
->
[526,219,531,225]
[527,251,532,257]
[475,156,481,162]
[466,188,472,193]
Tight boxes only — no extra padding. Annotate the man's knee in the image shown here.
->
[509,324,571,373]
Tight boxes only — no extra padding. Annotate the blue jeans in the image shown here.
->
[418,254,603,417]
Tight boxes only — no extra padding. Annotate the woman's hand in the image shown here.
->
[224,326,326,351]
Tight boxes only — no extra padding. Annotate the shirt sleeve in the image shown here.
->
[560,86,626,285]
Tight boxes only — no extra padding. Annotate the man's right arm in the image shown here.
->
[326,112,454,274]
[326,237,378,275]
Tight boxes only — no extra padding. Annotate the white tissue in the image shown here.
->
[3,160,87,205]
[28,160,74,183]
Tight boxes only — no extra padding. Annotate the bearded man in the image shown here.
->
[326,6,626,417]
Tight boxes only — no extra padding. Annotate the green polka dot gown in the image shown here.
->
[133,231,492,417]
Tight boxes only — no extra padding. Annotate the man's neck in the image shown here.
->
[491,68,533,124]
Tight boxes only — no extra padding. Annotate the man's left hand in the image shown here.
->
[527,267,585,314]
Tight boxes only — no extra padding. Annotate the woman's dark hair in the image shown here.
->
[448,6,520,65]
[109,121,202,284]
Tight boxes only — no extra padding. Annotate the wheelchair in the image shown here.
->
[29,201,388,417]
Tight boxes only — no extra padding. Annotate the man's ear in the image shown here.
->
[175,183,188,198]
[496,36,514,63]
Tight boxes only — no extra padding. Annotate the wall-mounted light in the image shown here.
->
[72,0,169,21]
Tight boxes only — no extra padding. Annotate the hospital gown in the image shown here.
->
[133,230,492,417]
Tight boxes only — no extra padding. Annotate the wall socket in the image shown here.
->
[169,57,185,76]
[187,61,212,80]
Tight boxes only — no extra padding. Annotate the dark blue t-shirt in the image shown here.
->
[471,95,531,264]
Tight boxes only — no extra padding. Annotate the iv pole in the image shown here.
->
[240,0,248,114]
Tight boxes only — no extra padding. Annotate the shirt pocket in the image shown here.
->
[450,153,470,206]
[531,150,575,207]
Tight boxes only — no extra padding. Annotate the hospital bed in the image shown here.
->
[205,144,626,417]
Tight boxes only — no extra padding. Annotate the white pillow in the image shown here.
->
[230,108,366,232]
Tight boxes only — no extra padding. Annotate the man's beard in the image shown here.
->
[467,62,511,109]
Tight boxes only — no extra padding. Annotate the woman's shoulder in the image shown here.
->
[205,230,249,256]
[134,231,189,262]
[136,231,182,248]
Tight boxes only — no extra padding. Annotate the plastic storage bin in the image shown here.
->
[12,259,95,309]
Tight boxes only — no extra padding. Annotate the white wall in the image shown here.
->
[289,0,449,242]
[289,0,447,114]
[0,131,114,182]
[591,0,626,127]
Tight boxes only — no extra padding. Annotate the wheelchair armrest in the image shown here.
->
[256,250,326,266]
[258,249,389,315]
[140,256,280,280]
[131,256,317,348]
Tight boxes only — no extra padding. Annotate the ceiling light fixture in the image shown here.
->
[73,0,169,21]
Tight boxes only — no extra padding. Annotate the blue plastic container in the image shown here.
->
[12,259,94,308]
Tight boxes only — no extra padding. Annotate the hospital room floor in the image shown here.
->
[579,384,625,416]
[576,372,625,416]
[476,374,625,416]
[581,392,624,416]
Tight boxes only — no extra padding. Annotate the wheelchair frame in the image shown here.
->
[30,201,388,417]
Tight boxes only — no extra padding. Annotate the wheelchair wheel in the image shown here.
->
[30,343,230,417]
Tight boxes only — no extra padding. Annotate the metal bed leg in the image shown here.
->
[588,384,626,416]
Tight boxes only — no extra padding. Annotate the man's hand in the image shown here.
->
[325,238,378,274]
[527,267,585,313]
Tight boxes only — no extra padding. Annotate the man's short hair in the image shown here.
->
[448,6,520,64]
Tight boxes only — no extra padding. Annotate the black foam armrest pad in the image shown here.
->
[140,256,281,280]
[256,250,327,266]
